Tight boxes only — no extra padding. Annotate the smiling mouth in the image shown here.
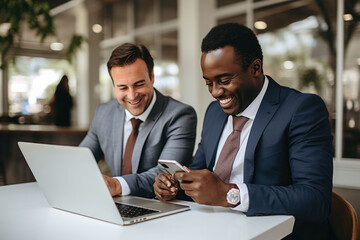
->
[128,97,143,105]
[218,97,234,106]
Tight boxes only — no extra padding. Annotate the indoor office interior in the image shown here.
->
[0,0,359,236]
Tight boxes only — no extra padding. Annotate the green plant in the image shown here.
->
[0,0,86,68]
[66,34,87,63]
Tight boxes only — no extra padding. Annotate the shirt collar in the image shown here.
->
[236,76,269,120]
[125,90,157,122]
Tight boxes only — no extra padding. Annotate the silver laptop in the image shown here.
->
[18,141,189,225]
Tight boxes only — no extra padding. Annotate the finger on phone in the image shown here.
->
[158,173,172,187]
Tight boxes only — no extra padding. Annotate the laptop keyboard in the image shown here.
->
[115,203,159,218]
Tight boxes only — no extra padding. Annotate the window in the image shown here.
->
[217,0,245,8]
[135,0,155,28]
[343,7,360,158]
[100,0,179,102]
[7,56,75,124]
[160,0,177,22]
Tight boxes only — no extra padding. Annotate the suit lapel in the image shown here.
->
[243,77,281,183]
[114,103,125,176]
[207,104,228,170]
[132,90,166,172]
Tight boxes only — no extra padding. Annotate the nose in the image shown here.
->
[127,87,137,100]
[211,82,224,98]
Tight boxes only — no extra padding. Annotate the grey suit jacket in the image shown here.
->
[80,89,197,197]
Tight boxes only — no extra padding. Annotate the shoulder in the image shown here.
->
[283,88,327,111]
[157,91,196,116]
[94,99,123,117]
[266,76,327,112]
[97,99,120,110]
[274,85,329,125]
[168,97,195,112]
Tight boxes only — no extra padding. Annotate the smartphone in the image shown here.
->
[158,159,189,174]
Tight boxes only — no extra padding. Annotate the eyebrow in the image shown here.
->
[203,73,233,80]
[115,79,146,87]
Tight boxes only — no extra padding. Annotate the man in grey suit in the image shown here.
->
[80,43,197,198]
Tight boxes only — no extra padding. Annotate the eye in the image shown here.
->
[134,80,146,88]
[135,83,145,87]
[219,76,234,85]
[117,86,127,91]
[205,80,213,87]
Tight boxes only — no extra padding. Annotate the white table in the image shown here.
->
[0,183,294,240]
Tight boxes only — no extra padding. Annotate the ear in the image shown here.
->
[150,71,155,84]
[250,59,262,77]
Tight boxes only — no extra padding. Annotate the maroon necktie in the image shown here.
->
[214,116,249,183]
[122,118,142,175]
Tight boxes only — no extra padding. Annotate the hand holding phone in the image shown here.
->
[158,159,189,175]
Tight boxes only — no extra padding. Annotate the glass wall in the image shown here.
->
[135,0,155,28]
[160,0,177,22]
[100,0,180,102]
[217,1,334,104]
[216,0,360,159]
[343,1,360,158]
[7,56,75,124]
[104,0,129,39]
[218,14,246,25]
[217,0,245,8]
[157,31,179,98]
[3,0,359,163]
[255,2,334,108]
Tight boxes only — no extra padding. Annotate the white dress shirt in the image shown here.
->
[115,91,157,195]
[213,76,269,212]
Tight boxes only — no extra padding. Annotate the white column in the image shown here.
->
[86,0,102,122]
[74,3,90,127]
[246,0,254,30]
[335,0,344,160]
[178,0,216,147]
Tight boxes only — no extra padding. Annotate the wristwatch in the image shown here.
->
[226,186,240,206]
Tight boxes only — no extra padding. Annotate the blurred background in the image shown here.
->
[0,0,359,233]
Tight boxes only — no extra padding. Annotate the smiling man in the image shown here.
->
[154,23,334,239]
[80,43,196,198]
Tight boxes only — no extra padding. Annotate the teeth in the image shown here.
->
[129,99,141,105]
[219,97,232,104]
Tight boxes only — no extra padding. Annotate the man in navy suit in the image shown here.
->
[80,43,196,198]
[154,23,334,239]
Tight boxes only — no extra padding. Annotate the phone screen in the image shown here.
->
[158,160,189,174]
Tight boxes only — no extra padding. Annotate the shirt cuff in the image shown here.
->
[115,177,131,195]
[231,183,249,212]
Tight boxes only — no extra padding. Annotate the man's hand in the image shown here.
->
[174,169,233,206]
[102,174,122,196]
[153,173,179,201]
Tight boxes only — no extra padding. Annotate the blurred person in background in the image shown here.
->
[50,75,73,126]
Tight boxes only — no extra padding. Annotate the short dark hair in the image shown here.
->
[201,23,263,71]
[107,43,154,79]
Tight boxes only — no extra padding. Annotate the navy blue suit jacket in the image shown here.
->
[190,77,334,239]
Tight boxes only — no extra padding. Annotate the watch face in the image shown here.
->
[227,188,240,205]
